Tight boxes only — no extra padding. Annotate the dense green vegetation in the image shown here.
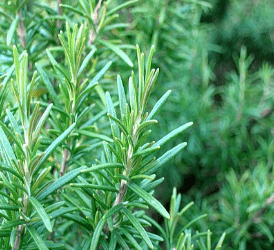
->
[0,0,274,249]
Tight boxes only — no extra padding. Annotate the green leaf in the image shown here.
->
[36,63,62,108]
[37,166,86,200]
[98,39,133,67]
[0,204,19,211]
[215,233,226,250]
[0,219,25,230]
[23,241,64,250]
[90,203,124,250]
[6,109,21,135]
[88,61,112,88]
[122,207,153,249]
[106,92,120,137]
[34,123,76,174]
[0,163,23,181]
[145,45,155,82]
[29,196,52,232]
[27,226,49,250]
[82,163,123,173]
[146,142,187,175]
[71,183,117,192]
[147,90,171,120]
[78,48,96,77]
[32,104,53,142]
[0,126,16,162]
[106,0,140,16]
[77,130,113,143]
[133,146,160,158]
[117,75,127,117]
[128,183,170,219]
[7,16,19,46]
[119,227,143,250]
[154,122,193,147]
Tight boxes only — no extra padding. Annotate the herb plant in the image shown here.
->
[0,1,226,249]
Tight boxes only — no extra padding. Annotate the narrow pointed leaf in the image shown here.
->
[78,48,96,76]
[77,130,113,142]
[37,166,86,200]
[33,104,53,141]
[7,16,19,46]
[154,122,193,147]
[122,207,153,249]
[35,123,76,174]
[106,0,140,16]
[0,204,19,211]
[90,203,124,250]
[106,92,120,137]
[29,196,52,232]
[128,183,170,219]
[146,142,187,175]
[27,226,49,250]
[117,75,127,117]
[82,163,123,173]
[215,233,226,250]
[147,90,171,120]
[0,126,16,162]
[36,63,62,108]
[98,39,133,67]
[88,61,112,87]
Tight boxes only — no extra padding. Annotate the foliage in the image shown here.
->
[112,0,274,249]
[0,0,226,249]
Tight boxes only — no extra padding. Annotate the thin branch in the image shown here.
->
[13,224,23,250]
[60,148,69,176]
[17,11,26,48]
[253,193,274,223]
[88,0,102,45]
[57,0,62,29]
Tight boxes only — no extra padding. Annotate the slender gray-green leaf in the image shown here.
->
[0,126,16,162]
[1,219,25,230]
[36,63,61,108]
[37,166,86,200]
[23,241,64,250]
[7,16,19,46]
[6,109,21,135]
[77,130,113,143]
[215,233,226,250]
[119,227,142,250]
[29,196,52,232]
[88,61,112,87]
[33,104,53,141]
[98,39,133,67]
[90,203,124,250]
[154,122,193,147]
[71,183,117,192]
[147,90,171,120]
[128,183,170,219]
[0,204,19,211]
[35,123,76,174]
[146,142,187,175]
[122,207,153,249]
[145,45,155,82]
[106,92,120,137]
[129,76,137,112]
[0,163,23,181]
[117,75,127,117]
[78,48,96,76]
[27,226,49,250]
[82,163,123,173]
[106,0,140,16]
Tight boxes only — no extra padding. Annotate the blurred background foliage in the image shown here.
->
[1,0,274,249]
[119,0,274,249]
